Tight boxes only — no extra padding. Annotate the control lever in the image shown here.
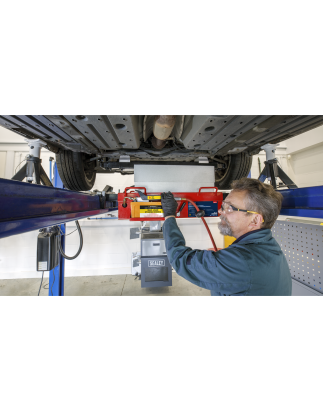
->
[176,201,186,217]
[135,190,148,201]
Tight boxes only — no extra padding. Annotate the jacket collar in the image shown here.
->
[232,228,272,245]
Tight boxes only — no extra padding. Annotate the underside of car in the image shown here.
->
[1,115,323,190]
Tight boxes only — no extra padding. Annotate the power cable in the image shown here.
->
[59,227,78,237]
[38,271,44,296]
[15,158,26,174]
[58,220,83,260]
[50,270,55,296]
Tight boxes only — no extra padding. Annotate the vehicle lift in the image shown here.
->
[1,142,323,296]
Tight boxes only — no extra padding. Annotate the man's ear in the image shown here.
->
[249,214,263,228]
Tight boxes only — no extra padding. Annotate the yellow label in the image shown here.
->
[140,209,163,213]
[147,196,161,200]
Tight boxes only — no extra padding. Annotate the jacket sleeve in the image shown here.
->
[162,217,252,295]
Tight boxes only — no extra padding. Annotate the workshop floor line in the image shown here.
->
[0,273,211,296]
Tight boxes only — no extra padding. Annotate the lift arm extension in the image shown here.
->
[0,178,118,239]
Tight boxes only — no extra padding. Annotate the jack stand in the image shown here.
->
[258,144,297,189]
[11,139,53,186]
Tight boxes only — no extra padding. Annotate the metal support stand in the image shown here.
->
[258,144,297,189]
[11,139,53,187]
[48,163,65,296]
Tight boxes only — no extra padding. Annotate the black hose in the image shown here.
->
[58,221,83,260]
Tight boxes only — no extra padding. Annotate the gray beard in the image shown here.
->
[218,217,234,237]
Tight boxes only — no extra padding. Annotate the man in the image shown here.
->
[160,178,292,296]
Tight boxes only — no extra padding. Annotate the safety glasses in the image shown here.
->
[220,202,264,223]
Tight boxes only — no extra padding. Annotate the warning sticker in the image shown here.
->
[140,213,163,217]
[140,209,163,213]
[147,196,161,200]
[38,261,47,271]
[140,205,163,217]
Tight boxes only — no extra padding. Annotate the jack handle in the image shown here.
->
[124,187,147,195]
[198,187,218,195]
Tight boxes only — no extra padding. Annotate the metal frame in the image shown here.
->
[279,185,323,219]
[0,178,117,239]
[99,160,226,172]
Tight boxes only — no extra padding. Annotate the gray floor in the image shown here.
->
[0,272,211,296]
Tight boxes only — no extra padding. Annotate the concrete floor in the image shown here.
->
[0,272,211,296]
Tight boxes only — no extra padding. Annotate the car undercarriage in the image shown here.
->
[1,115,323,190]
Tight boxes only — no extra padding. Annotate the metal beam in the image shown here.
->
[100,161,225,170]
[0,178,116,239]
[280,185,323,219]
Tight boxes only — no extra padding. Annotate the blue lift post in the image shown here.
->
[49,163,65,296]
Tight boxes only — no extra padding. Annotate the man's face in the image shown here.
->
[218,190,253,238]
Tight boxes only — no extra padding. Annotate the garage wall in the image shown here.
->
[286,144,323,187]
[0,151,6,177]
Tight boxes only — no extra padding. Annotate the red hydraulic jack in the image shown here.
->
[118,186,223,251]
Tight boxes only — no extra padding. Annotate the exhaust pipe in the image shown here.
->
[152,115,176,149]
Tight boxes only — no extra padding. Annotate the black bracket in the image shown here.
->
[92,187,118,209]
[11,155,53,187]
[258,159,297,189]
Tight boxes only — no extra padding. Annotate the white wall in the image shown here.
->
[0,152,6,177]
[285,126,323,187]
[0,217,222,280]
[286,144,323,188]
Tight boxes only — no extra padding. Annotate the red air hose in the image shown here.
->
[180,198,218,251]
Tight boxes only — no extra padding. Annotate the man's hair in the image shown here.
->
[230,178,283,229]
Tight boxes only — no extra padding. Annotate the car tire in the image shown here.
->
[214,152,252,190]
[56,150,96,191]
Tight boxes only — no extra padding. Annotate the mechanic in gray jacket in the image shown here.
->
[161,178,292,296]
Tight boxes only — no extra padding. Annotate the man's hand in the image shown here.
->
[161,192,178,218]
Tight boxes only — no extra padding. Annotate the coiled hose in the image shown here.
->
[179,198,218,251]
[58,220,83,260]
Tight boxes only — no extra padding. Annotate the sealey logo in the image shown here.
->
[148,260,165,267]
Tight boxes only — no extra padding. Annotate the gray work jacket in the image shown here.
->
[162,217,292,296]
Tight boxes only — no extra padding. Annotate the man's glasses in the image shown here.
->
[220,202,264,223]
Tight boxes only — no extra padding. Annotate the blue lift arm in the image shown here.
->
[0,178,117,239]
[280,185,323,219]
